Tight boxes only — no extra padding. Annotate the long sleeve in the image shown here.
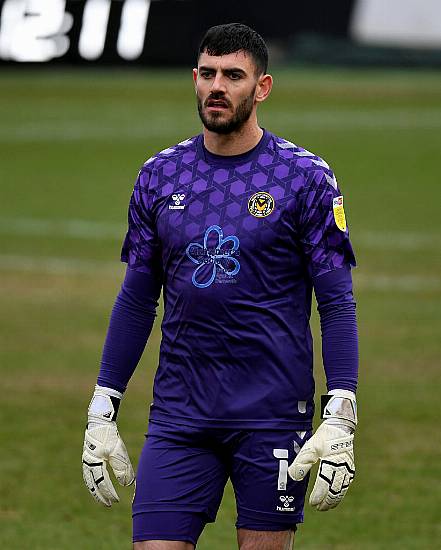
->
[313,265,359,393]
[97,267,162,392]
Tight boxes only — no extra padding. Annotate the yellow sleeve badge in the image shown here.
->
[333,196,347,232]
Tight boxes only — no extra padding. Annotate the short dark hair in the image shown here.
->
[198,23,268,76]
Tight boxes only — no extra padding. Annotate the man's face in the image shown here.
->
[194,50,260,135]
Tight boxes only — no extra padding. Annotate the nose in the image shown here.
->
[211,71,227,93]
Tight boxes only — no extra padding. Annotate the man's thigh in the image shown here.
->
[237,528,295,550]
[133,540,194,550]
[132,421,229,546]
[230,429,311,533]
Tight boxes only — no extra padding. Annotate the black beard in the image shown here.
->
[197,88,256,135]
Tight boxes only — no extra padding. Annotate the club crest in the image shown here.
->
[248,191,275,218]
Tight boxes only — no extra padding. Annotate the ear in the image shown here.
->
[193,68,198,86]
[255,74,273,104]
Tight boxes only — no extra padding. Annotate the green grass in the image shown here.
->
[1,68,440,549]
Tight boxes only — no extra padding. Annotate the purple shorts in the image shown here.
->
[133,421,311,545]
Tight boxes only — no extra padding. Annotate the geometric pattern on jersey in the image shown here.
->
[122,131,355,279]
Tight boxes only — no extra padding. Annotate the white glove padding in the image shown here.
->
[82,386,135,507]
[288,423,355,511]
[288,389,357,511]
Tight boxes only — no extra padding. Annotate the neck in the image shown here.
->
[203,118,263,156]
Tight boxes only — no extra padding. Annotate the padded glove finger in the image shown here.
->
[288,437,319,481]
[108,435,135,487]
[309,450,355,511]
[82,444,119,507]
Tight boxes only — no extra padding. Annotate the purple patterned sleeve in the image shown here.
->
[97,268,161,392]
[313,266,358,393]
[297,169,356,278]
[121,168,162,278]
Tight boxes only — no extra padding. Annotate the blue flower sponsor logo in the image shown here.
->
[186,225,240,288]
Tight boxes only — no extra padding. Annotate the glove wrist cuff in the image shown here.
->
[321,389,357,430]
[88,385,123,423]
[94,384,123,400]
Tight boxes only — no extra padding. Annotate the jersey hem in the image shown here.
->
[148,410,313,430]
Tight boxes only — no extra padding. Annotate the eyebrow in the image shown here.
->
[198,65,247,76]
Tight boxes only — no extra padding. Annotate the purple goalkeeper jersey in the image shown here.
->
[121,130,356,429]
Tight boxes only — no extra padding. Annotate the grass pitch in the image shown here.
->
[0,68,440,549]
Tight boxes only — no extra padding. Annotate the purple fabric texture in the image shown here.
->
[97,268,161,392]
[100,130,359,430]
[313,266,358,393]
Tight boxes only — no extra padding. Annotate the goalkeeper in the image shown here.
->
[82,23,359,550]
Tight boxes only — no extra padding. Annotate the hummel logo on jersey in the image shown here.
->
[169,193,186,210]
[277,495,295,512]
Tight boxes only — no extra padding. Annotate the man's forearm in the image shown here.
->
[97,268,161,392]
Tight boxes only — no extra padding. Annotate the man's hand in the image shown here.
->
[288,389,357,511]
[82,385,135,507]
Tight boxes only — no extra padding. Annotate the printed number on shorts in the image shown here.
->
[273,448,289,490]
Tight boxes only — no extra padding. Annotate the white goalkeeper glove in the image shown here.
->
[82,385,135,507]
[288,389,357,511]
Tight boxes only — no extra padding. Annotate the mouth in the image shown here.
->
[205,99,230,111]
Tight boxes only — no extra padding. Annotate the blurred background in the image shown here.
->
[1,1,440,548]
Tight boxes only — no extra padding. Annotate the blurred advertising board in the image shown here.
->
[0,0,354,65]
